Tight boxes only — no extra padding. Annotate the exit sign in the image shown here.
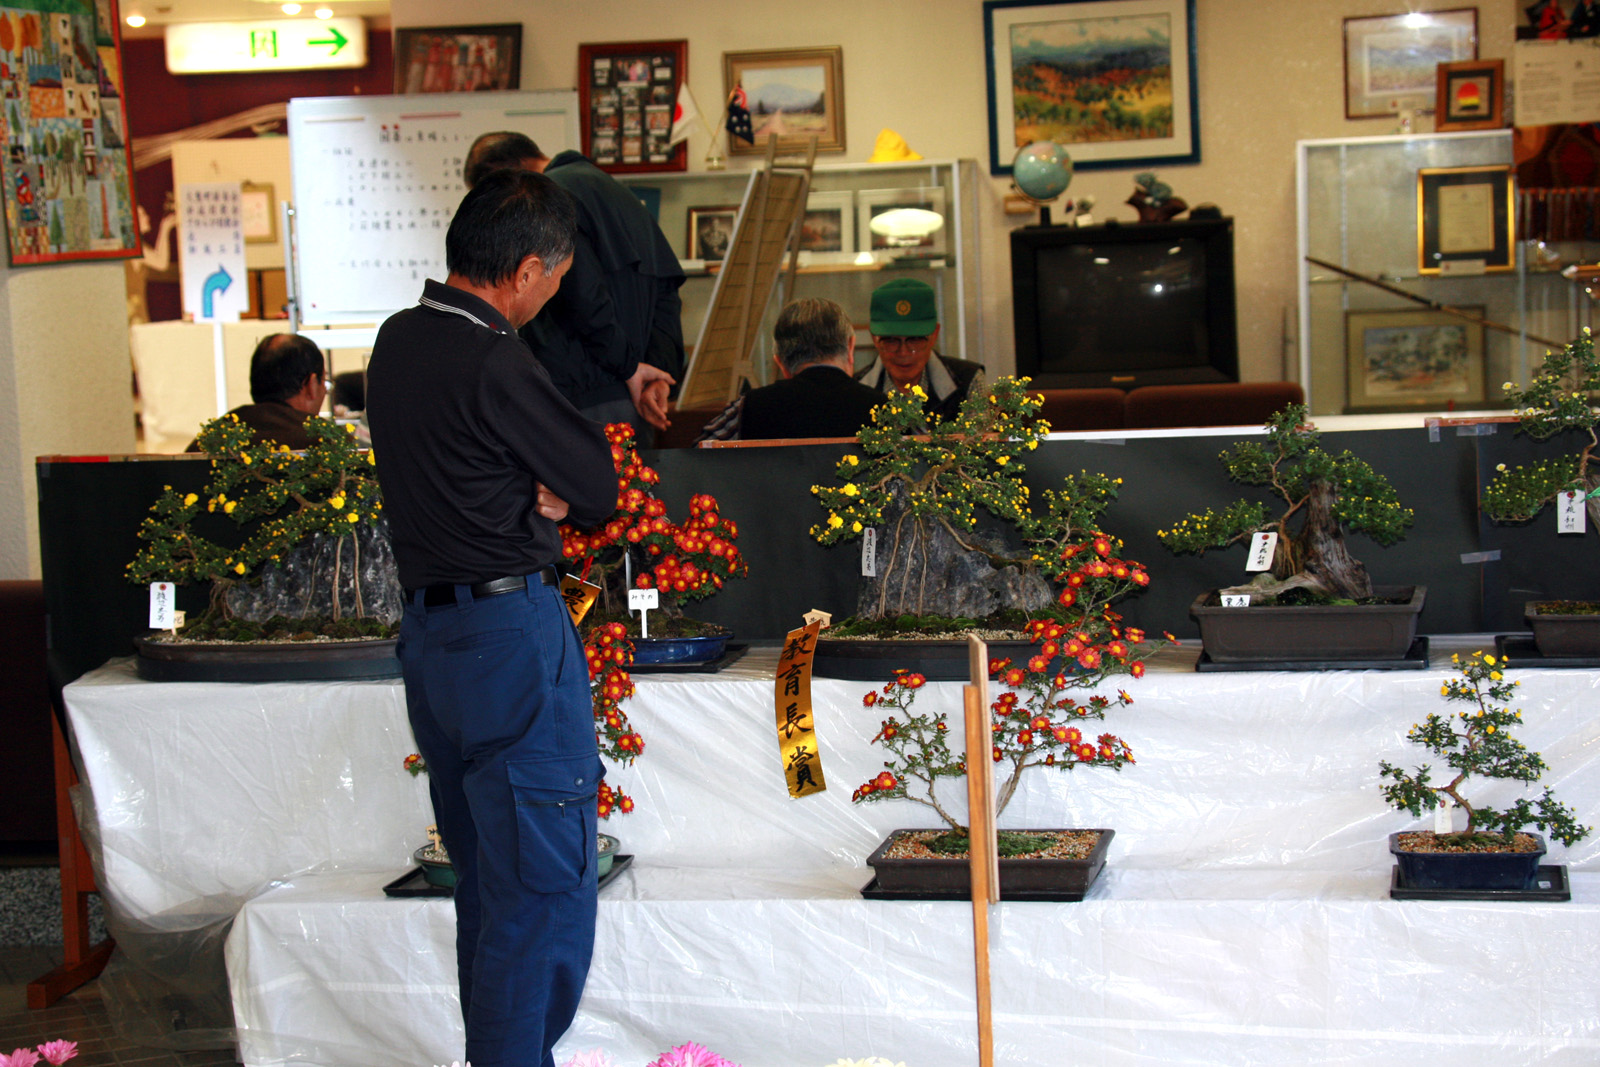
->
[165,18,367,74]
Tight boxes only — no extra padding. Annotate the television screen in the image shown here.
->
[1011,218,1238,389]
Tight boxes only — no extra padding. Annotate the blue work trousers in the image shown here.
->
[398,579,602,1067]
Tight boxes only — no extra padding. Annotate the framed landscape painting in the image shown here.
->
[723,46,845,156]
[1345,308,1485,412]
[1342,8,1476,119]
[983,0,1199,176]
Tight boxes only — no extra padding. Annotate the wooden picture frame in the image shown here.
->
[858,187,948,258]
[1345,308,1486,412]
[240,182,277,245]
[1435,58,1505,132]
[1342,9,1477,119]
[687,205,740,262]
[1418,165,1515,275]
[394,24,522,94]
[579,40,688,174]
[983,0,1200,176]
[723,46,845,156]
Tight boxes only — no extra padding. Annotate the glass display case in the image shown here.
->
[619,157,981,391]
[1297,130,1590,416]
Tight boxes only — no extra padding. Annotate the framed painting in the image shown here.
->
[983,0,1199,176]
[723,46,845,156]
[240,181,276,244]
[394,24,521,94]
[1418,165,1515,275]
[687,205,739,262]
[798,190,855,258]
[1435,58,1504,132]
[579,40,687,174]
[1345,308,1486,412]
[1342,9,1477,119]
[858,187,948,258]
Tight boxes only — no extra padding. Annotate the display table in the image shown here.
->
[62,641,1600,1065]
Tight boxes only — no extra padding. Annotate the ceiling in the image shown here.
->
[121,0,390,39]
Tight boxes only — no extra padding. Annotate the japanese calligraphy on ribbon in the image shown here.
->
[775,620,827,799]
[560,573,600,626]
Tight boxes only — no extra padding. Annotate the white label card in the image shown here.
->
[1558,490,1587,534]
[149,582,175,629]
[1434,796,1454,834]
[861,527,878,577]
[1221,594,1251,608]
[628,587,659,640]
[1245,531,1278,573]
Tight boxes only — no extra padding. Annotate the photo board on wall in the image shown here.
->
[286,90,578,322]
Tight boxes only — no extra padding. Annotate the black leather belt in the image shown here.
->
[411,566,558,608]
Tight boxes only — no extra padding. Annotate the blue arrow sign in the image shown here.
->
[201,266,233,319]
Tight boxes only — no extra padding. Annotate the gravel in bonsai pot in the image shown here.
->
[1481,330,1600,656]
[560,423,747,662]
[1379,650,1590,891]
[1157,404,1420,661]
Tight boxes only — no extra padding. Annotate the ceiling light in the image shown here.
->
[314,6,333,17]
[1401,12,1430,28]
[282,2,301,12]
[125,12,146,26]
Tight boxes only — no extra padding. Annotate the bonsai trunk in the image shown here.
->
[1221,480,1373,601]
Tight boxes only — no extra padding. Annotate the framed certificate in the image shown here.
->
[1417,165,1514,275]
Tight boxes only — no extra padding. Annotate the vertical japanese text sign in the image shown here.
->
[774,621,827,798]
[177,181,248,322]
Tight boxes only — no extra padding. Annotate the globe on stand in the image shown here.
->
[1011,141,1074,225]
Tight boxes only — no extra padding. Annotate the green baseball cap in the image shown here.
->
[869,278,938,336]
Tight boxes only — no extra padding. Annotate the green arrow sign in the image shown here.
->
[308,25,348,55]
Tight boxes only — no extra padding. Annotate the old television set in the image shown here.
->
[1010,217,1238,389]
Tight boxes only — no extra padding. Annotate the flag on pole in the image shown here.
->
[726,83,754,145]
[669,83,700,148]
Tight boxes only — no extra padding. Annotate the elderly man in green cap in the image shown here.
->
[854,277,986,422]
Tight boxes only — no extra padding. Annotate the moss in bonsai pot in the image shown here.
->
[1380,650,1590,889]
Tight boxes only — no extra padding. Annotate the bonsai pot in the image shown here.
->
[414,844,456,889]
[630,633,728,666]
[597,832,620,877]
[1190,585,1425,663]
[1389,831,1546,891]
[134,632,400,682]
[1525,602,1600,658]
[815,637,1051,681]
[867,828,1113,896]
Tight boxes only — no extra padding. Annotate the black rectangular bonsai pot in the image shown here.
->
[867,828,1113,895]
[1525,602,1600,659]
[1190,585,1425,663]
[1389,831,1547,891]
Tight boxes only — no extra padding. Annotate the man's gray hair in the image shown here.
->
[774,298,852,375]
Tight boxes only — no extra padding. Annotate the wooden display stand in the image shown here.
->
[27,711,114,1008]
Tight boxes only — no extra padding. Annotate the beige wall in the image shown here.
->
[0,261,136,578]
[392,0,1513,382]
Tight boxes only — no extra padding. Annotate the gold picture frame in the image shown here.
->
[1417,165,1515,275]
[723,46,845,156]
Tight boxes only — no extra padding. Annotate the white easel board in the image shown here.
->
[287,90,579,322]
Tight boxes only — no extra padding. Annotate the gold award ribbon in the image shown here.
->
[775,621,827,798]
[560,574,601,627]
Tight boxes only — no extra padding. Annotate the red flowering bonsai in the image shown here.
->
[560,424,747,630]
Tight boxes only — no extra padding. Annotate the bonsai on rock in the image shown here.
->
[1157,404,1414,603]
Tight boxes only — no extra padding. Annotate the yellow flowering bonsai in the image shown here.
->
[127,413,394,637]
[1157,404,1414,602]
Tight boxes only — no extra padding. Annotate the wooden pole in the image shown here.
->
[964,635,997,1067]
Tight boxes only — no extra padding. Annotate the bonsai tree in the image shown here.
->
[1380,650,1590,848]
[1481,329,1600,532]
[1157,404,1414,601]
[127,413,396,636]
[560,423,747,632]
[811,376,1149,627]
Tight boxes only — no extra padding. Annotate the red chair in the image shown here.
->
[1123,382,1305,429]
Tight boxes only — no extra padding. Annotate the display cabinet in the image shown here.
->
[1297,130,1591,416]
[619,157,981,391]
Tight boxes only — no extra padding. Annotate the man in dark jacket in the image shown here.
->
[854,277,985,423]
[185,332,325,451]
[464,132,684,442]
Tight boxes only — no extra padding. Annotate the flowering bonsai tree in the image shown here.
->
[127,413,393,635]
[1481,330,1600,532]
[1380,650,1590,848]
[560,424,747,631]
[409,621,645,821]
[1157,404,1414,602]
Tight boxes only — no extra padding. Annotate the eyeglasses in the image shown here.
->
[874,335,933,352]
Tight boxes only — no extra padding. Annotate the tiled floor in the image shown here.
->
[0,946,243,1067]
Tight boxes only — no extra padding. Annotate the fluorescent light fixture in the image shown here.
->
[125,12,146,26]
[282,2,301,12]
[314,6,333,17]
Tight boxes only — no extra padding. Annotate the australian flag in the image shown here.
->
[726,83,754,145]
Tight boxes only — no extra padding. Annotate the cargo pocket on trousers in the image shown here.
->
[507,754,598,893]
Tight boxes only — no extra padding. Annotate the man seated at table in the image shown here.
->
[695,297,884,442]
[854,277,985,423]
[186,333,327,451]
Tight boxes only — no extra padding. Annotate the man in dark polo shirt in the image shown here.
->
[185,332,326,451]
[365,168,618,1067]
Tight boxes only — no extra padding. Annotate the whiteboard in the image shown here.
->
[287,90,579,322]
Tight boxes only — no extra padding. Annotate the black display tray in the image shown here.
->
[135,633,401,682]
[1388,863,1570,902]
[1493,634,1600,669]
[383,855,634,898]
[628,643,748,674]
[859,875,1092,903]
[1195,637,1429,673]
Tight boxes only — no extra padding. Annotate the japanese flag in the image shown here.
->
[669,83,700,148]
